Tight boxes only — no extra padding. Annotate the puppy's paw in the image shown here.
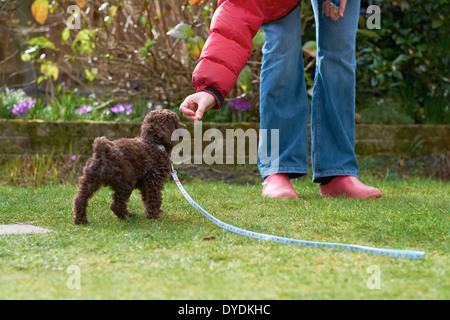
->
[73,217,89,225]
[145,210,161,219]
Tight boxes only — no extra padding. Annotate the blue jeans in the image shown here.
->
[258,1,361,182]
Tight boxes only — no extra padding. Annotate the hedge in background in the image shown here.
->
[356,0,449,124]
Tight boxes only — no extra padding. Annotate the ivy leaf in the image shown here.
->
[392,53,411,66]
[40,62,59,81]
[392,70,403,80]
[99,2,109,11]
[21,46,40,61]
[186,36,204,59]
[31,0,49,25]
[302,40,317,58]
[84,69,97,82]
[109,5,118,17]
[167,23,193,39]
[237,65,252,95]
[61,28,70,44]
[145,39,157,47]
[432,19,443,29]
[71,29,95,54]
[27,36,58,51]
[252,29,265,50]
[139,47,149,57]
[37,75,45,84]
[76,29,91,42]
[21,52,32,62]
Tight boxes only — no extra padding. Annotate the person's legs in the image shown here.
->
[310,0,361,182]
[310,0,381,198]
[258,5,309,181]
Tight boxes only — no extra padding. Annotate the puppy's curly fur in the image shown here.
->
[72,109,187,225]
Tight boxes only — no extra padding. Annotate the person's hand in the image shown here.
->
[179,91,216,122]
[322,0,347,21]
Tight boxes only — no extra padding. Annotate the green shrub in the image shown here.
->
[356,0,450,124]
[2,1,448,124]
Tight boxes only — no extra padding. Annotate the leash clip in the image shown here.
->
[169,157,177,174]
[157,144,176,174]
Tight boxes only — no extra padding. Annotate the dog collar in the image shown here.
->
[158,144,175,172]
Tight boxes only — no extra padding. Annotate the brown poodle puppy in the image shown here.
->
[72,109,187,224]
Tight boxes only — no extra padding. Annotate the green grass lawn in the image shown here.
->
[0,176,448,299]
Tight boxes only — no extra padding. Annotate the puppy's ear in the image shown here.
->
[141,110,181,147]
[140,111,156,141]
[177,121,187,130]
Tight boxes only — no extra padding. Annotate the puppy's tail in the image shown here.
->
[92,136,114,156]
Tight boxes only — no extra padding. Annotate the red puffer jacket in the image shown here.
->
[192,0,301,108]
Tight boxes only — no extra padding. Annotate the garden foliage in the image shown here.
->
[356,0,449,124]
[0,0,448,123]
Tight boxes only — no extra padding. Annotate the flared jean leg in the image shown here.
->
[310,0,361,182]
[258,5,309,179]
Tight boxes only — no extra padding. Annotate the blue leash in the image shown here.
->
[169,164,425,260]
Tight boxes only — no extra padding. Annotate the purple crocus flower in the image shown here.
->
[110,103,133,115]
[75,105,92,115]
[11,98,36,116]
[228,98,251,111]
[71,154,77,162]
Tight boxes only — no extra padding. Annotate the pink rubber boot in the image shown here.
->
[319,176,382,199]
[262,173,299,199]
